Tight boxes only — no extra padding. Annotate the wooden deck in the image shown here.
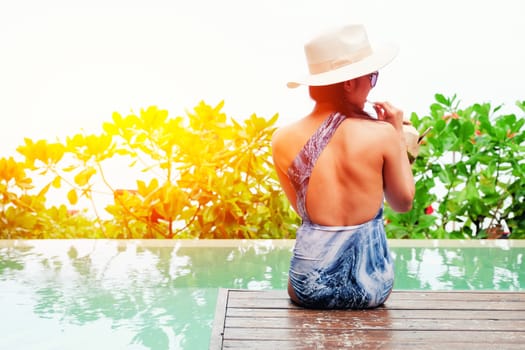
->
[210,289,525,349]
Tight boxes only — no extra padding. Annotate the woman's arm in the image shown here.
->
[271,128,299,213]
[373,101,415,212]
[382,124,415,212]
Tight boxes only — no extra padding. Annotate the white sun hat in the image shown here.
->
[287,24,399,88]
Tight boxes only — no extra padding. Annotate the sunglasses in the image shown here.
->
[369,71,379,88]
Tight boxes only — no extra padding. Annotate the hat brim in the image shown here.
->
[287,43,399,89]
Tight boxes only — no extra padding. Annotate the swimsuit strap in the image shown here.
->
[287,112,347,221]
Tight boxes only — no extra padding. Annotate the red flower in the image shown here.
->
[442,113,459,121]
[425,205,434,215]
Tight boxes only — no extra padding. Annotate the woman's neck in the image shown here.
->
[311,102,336,116]
[311,102,372,120]
[344,103,373,120]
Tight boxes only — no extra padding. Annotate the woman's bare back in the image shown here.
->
[272,112,397,226]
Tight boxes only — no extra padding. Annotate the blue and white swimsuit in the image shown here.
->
[287,112,394,309]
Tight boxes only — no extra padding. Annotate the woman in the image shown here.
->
[271,24,416,309]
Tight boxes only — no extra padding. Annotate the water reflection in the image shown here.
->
[0,240,292,349]
[0,241,523,350]
[392,247,524,291]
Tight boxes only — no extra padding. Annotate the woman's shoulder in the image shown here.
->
[271,122,301,161]
[271,118,306,146]
[337,118,399,154]
[342,117,396,136]
[271,120,308,173]
[271,122,293,147]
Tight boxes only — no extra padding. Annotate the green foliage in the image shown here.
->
[385,95,525,239]
[1,97,523,239]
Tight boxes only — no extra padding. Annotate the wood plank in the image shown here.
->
[222,328,525,343]
[227,308,525,320]
[222,339,525,350]
[384,290,525,301]
[225,290,525,311]
[211,289,525,349]
[227,296,525,311]
[225,316,524,332]
[228,289,525,302]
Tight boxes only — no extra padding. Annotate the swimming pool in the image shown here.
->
[1,239,523,349]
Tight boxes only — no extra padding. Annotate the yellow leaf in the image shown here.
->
[74,167,96,186]
[102,121,118,135]
[0,157,9,180]
[67,189,78,205]
[66,134,85,149]
[112,111,123,124]
[52,176,61,188]
[47,143,65,163]
[38,183,52,197]
[137,180,146,194]
[148,178,159,192]
[62,165,77,172]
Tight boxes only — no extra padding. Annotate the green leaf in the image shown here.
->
[459,121,475,142]
[466,177,479,199]
[435,94,449,106]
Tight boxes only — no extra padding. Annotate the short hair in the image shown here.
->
[308,82,373,119]
[308,83,344,104]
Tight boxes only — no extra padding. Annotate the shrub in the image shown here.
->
[384,95,525,239]
[3,101,300,239]
[1,96,523,239]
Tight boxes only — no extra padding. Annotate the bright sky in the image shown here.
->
[1,0,524,158]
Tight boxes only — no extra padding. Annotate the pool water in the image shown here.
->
[0,239,523,349]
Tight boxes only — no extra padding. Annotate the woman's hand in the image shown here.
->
[372,101,404,132]
[373,101,421,164]
[402,123,420,164]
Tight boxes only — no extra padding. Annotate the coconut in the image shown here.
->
[403,124,420,163]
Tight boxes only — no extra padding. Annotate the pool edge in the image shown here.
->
[0,238,524,249]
